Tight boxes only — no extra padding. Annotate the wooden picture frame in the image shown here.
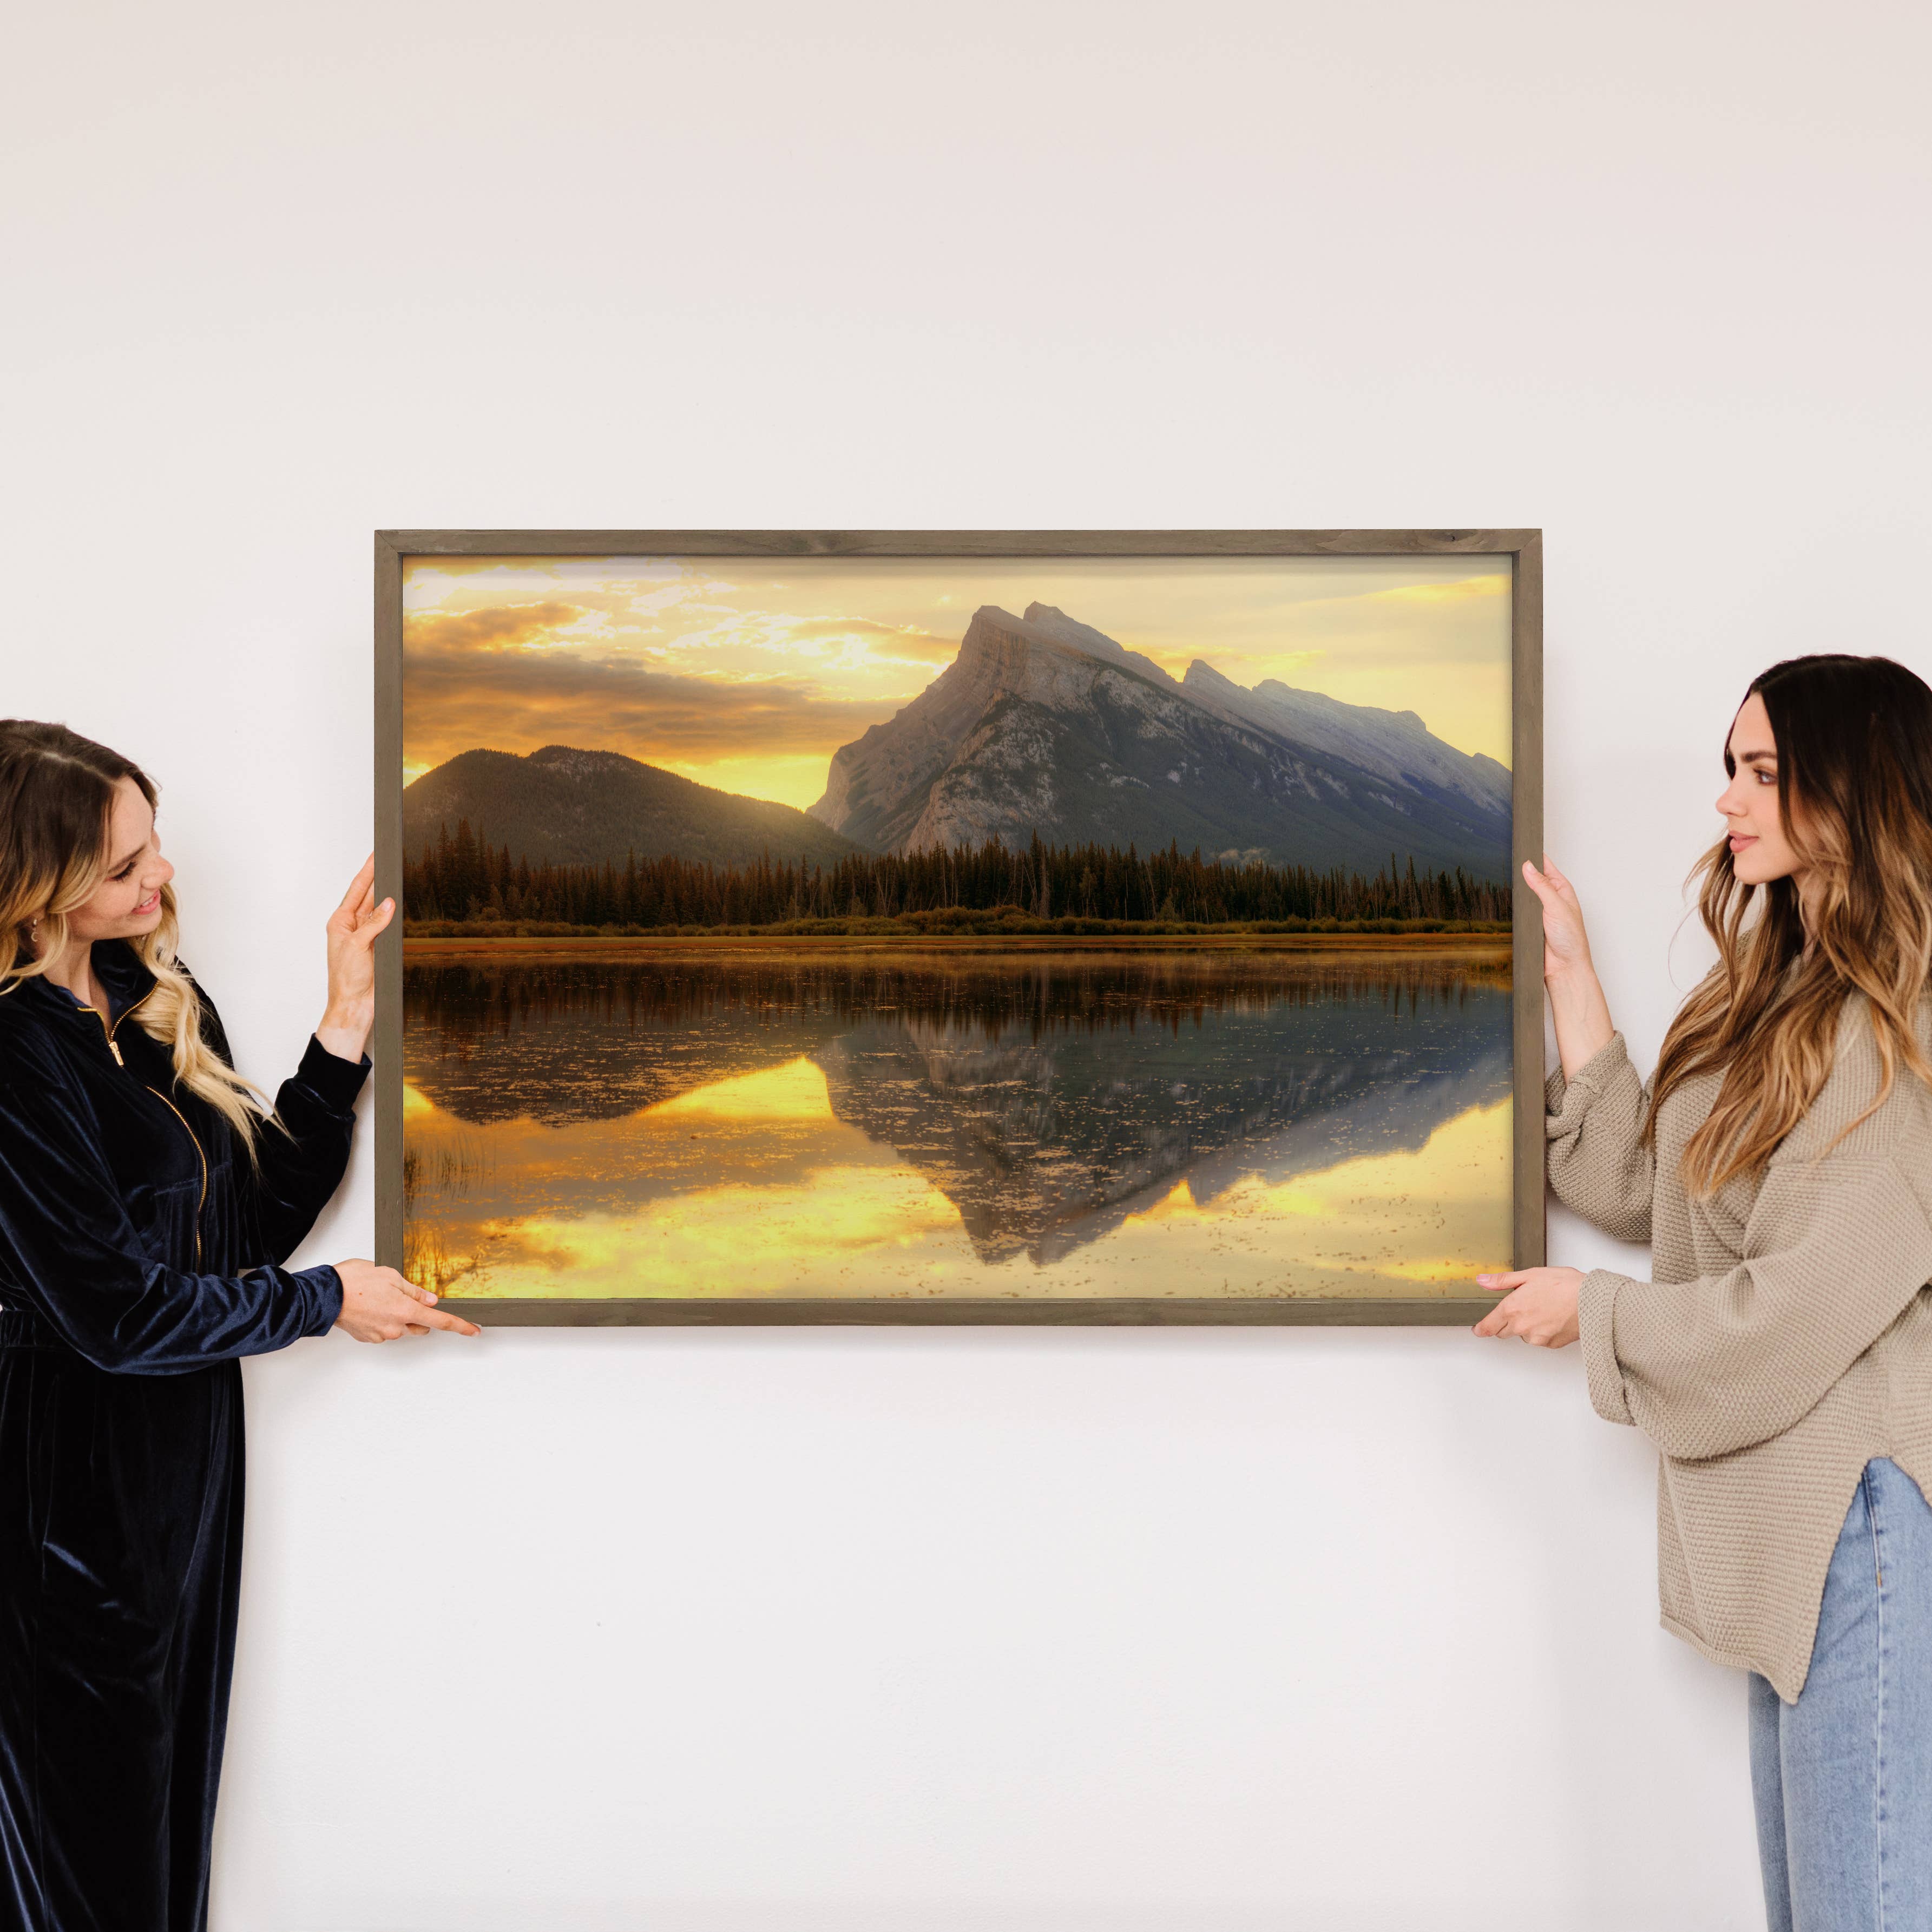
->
[376,529,1543,1324]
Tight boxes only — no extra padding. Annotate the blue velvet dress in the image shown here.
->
[0,940,362,1932]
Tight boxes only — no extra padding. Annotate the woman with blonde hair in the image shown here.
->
[0,720,477,1932]
[1476,654,1932,1928]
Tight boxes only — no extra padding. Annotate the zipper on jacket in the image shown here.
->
[105,984,153,1061]
[84,989,207,1270]
[81,983,152,1065]
[146,1086,208,1271]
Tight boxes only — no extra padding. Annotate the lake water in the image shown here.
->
[401,945,1514,1303]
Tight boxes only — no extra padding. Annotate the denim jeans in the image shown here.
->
[1750,1459,1932,1931]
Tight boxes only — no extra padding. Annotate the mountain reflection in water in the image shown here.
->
[403,948,1513,1300]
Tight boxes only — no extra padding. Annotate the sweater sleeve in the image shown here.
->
[1576,1146,1932,1459]
[0,1029,342,1375]
[1545,1032,1655,1244]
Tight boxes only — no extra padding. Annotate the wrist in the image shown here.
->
[1543,958,1599,993]
[1546,968,1609,1026]
[315,1003,373,1061]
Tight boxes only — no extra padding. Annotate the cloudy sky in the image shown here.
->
[402,554,1514,808]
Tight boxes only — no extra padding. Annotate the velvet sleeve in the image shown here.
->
[195,987,369,1266]
[0,1028,343,1375]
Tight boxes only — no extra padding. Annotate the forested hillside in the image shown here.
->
[403,744,862,870]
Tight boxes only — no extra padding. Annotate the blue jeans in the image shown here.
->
[1751,1460,1932,1931]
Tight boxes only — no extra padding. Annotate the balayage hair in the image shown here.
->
[1648,655,1932,1194]
[0,719,272,1153]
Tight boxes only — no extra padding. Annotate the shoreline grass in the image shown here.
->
[404,932,1514,961]
[404,912,1509,943]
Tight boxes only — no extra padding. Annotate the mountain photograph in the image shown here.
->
[397,549,1519,1310]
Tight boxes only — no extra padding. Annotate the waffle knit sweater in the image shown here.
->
[1549,1003,1932,1700]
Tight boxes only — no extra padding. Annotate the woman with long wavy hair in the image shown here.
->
[0,721,478,1932]
[1476,654,1932,1928]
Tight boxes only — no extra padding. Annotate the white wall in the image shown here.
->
[5,3,1926,1925]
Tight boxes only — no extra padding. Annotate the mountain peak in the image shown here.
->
[526,744,647,773]
[949,606,1171,694]
[1181,659,1240,692]
[1021,602,1122,658]
[1021,603,1177,687]
[958,604,1026,641]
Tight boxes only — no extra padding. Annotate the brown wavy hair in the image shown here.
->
[1648,655,1932,1193]
[0,720,272,1152]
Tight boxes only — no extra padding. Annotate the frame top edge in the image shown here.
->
[374,527,1543,557]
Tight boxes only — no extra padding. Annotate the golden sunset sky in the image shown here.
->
[402,554,1513,808]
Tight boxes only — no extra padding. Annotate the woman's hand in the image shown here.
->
[1522,856,1615,1077]
[332,1259,482,1343]
[316,856,393,1064]
[1473,1266,1585,1348]
[1522,855,1593,982]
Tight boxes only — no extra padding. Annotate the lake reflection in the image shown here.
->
[402,947,1513,1300]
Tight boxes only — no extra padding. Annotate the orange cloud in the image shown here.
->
[402,641,894,776]
[405,602,581,652]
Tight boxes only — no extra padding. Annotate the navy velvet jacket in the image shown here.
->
[0,941,360,1373]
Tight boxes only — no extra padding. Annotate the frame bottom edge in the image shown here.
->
[431,1297,1496,1328]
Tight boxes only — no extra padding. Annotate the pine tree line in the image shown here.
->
[403,819,1510,932]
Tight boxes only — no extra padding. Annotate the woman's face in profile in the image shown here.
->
[66,776,174,945]
[1723,695,1808,889]
[1718,692,1805,888]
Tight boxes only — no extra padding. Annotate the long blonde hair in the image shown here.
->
[0,720,273,1153]
[1648,655,1932,1194]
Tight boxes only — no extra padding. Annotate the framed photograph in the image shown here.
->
[375,530,1542,1325]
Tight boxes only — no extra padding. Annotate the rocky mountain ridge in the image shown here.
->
[808,602,1511,880]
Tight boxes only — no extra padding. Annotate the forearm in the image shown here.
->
[0,1241,343,1373]
[249,1038,367,1261]
[1547,964,1615,1081]
[94,1261,344,1371]
[318,866,390,1065]
[314,997,373,1066]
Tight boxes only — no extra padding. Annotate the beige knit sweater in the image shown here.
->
[1549,1000,1932,1700]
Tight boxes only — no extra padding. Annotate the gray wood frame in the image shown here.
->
[374,529,1544,1325]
